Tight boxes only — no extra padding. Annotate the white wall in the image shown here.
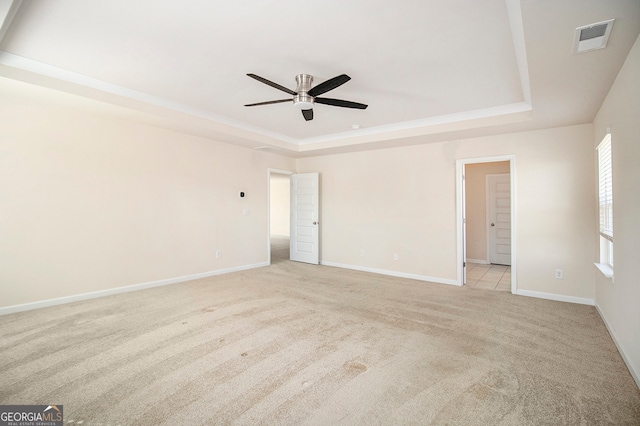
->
[297,124,596,300]
[593,34,640,387]
[0,78,295,310]
[465,161,510,262]
[270,174,290,236]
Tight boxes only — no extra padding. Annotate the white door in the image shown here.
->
[487,174,511,265]
[290,173,319,264]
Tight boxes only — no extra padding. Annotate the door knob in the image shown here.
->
[313,221,318,225]
[491,223,495,226]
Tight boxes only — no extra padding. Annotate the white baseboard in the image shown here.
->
[466,258,489,265]
[595,303,640,390]
[320,261,459,286]
[515,289,594,306]
[0,261,269,316]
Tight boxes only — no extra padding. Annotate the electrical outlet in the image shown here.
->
[555,269,563,279]
[393,253,398,261]
[360,249,365,257]
[216,250,222,259]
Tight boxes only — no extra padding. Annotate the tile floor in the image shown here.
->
[465,262,511,292]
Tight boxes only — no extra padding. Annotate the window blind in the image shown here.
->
[597,134,613,241]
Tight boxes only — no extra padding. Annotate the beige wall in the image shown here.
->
[298,124,596,300]
[0,78,295,309]
[593,34,640,385]
[0,76,598,311]
[464,161,510,262]
[300,145,458,282]
[270,174,290,236]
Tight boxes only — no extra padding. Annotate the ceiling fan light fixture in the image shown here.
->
[293,74,314,109]
[293,93,314,110]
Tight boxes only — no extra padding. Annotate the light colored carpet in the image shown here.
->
[270,235,290,265]
[1,255,639,425]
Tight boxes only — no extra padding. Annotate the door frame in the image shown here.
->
[456,155,516,293]
[267,168,294,265]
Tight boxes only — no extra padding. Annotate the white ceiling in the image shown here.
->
[1,0,639,157]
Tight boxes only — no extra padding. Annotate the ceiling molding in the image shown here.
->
[296,102,533,146]
[0,49,532,153]
[0,50,299,144]
[0,0,22,44]
[506,0,532,104]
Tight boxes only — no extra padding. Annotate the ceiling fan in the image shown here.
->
[244,73,368,121]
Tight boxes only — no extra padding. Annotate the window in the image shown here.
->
[596,133,613,277]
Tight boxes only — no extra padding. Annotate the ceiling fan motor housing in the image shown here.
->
[294,74,314,110]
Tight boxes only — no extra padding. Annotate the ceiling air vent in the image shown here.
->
[573,19,615,54]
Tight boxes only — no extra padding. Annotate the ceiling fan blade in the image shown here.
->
[308,74,351,97]
[302,109,314,121]
[247,73,297,95]
[244,99,292,107]
[315,97,368,109]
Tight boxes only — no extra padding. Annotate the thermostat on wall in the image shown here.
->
[239,191,245,198]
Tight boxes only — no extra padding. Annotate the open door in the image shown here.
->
[487,173,511,265]
[290,173,320,264]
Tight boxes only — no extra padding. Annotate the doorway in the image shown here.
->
[456,156,516,292]
[268,169,292,264]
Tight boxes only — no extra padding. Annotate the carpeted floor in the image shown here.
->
[1,248,639,425]
[270,234,290,265]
